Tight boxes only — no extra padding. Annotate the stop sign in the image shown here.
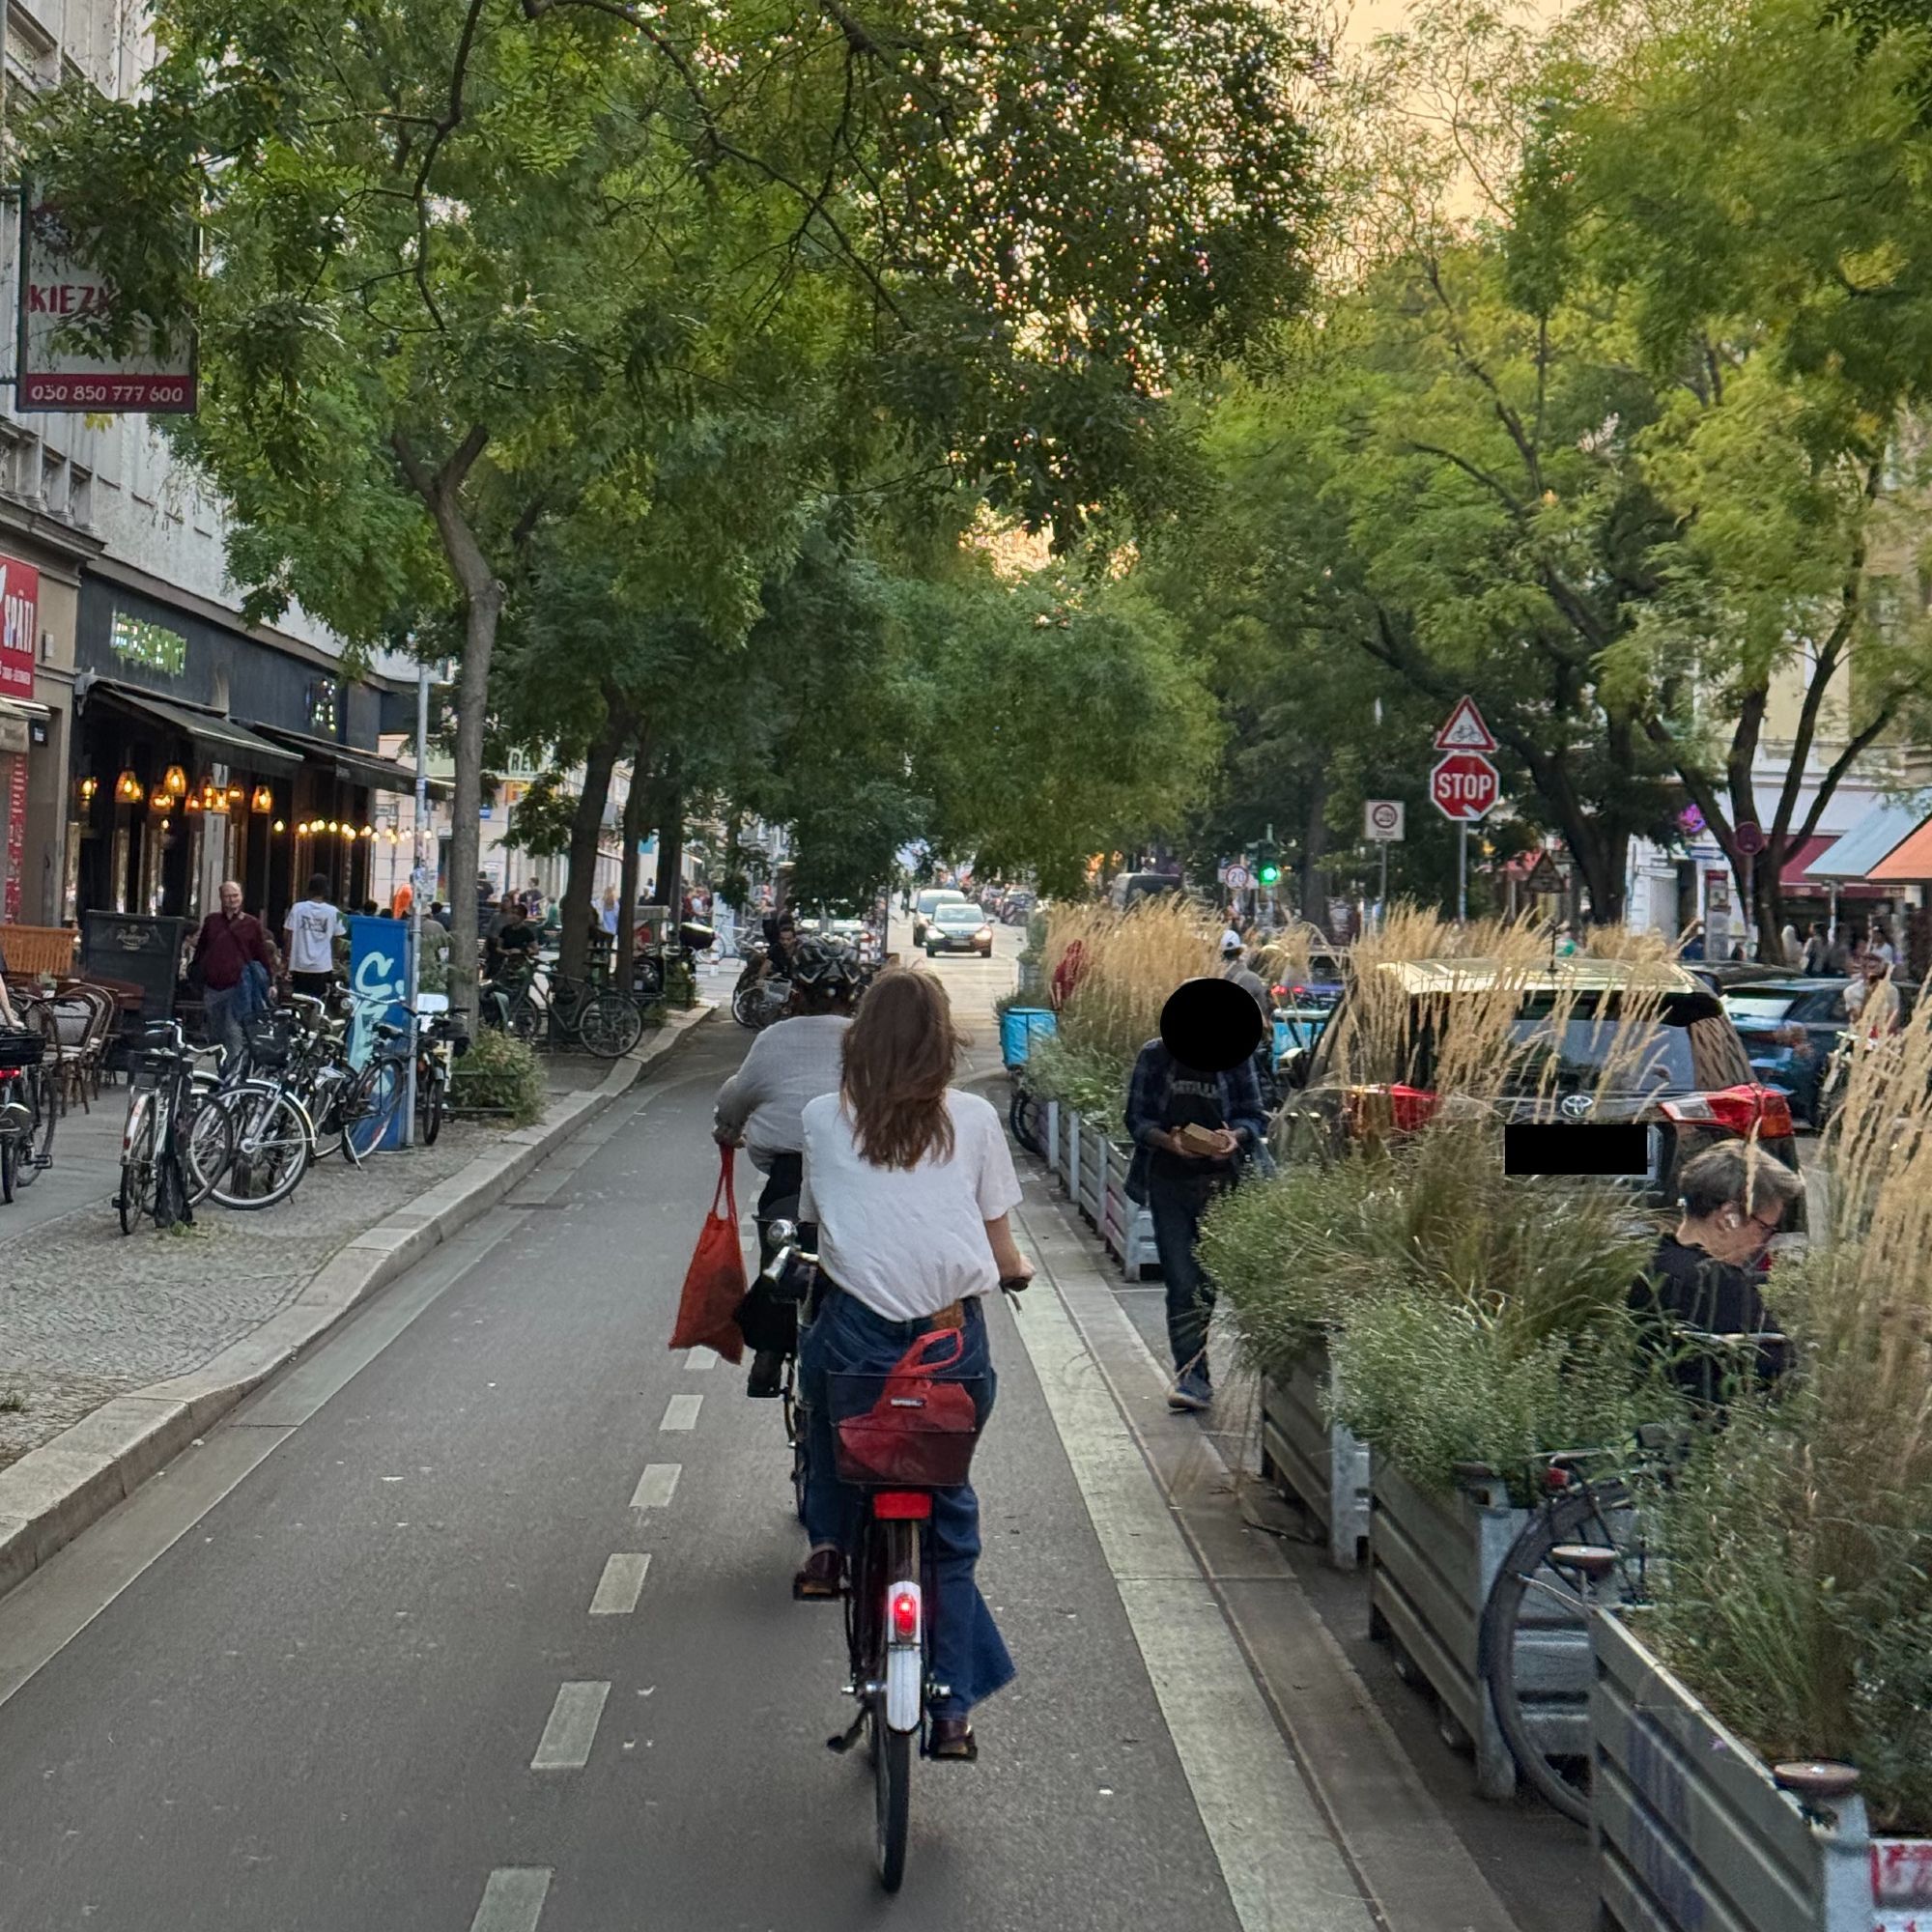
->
[1431,751,1499,821]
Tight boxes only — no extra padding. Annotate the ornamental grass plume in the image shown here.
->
[1210,904,1687,1500]
[1642,994,1932,1830]
[1042,895,1221,1073]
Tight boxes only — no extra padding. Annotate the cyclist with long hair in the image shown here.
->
[792,967,1030,1761]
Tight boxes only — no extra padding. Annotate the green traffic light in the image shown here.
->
[1259,863,1281,885]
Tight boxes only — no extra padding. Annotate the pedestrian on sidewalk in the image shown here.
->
[1124,978,1267,1413]
[283,873,345,1003]
[792,967,1029,1761]
[190,880,279,1064]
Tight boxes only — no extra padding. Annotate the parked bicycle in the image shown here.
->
[490,959,642,1059]
[336,996,468,1158]
[0,1009,57,1202]
[116,1021,234,1233]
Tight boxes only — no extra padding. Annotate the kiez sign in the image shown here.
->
[1430,696,1501,822]
[15,195,196,413]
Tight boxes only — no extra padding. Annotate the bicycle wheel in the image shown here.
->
[0,1134,14,1204]
[341,1060,404,1161]
[577,992,643,1060]
[507,993,543,1044]
[1478,1482,1633,1824]
[184,1089,235,1204]
[1009,1086,1043,1157]
[118,1094,155,1234]
[873,1517,918,1893]
[783,1370,810,1527]
[417,1065,445,1146]
[210,1087,313,1209]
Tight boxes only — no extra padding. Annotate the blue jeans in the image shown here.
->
[800,1289,1015,1719]
[202,985,247,1066]
[1149,1170,1221,1375]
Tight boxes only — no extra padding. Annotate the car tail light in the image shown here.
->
[1662,1084,1793,1139]
[1388,1084,1438,1131]
[890,1589,921,1641]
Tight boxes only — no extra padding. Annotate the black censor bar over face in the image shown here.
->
[1160,977,1265,1072]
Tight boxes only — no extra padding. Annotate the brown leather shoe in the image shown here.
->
[929,1717,977,1761]
[792,1547,842,1601]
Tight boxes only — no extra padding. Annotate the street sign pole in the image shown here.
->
[1378,840,1388,927]
[403,661,429,1149]
[1458,823,1467,924]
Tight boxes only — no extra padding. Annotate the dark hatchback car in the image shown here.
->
[1277,958,1803,1214]
[1720,976,1918,1126]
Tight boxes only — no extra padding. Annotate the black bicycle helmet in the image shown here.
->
[790,934,862,990]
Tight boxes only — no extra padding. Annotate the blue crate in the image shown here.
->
[1001,1007,1057,1068]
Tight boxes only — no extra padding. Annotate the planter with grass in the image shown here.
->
[1077,1115,1110,1228]
[1100,1152,1159,1280]
[1591,1610,1925,1932]
[1258,1334,1370,1570]
[1368,1454,1602,1802]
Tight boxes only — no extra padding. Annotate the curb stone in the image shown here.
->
[0,1003,719,1603]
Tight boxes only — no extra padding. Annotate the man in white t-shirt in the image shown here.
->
[283,873,345,1001]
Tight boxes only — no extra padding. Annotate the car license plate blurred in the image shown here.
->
[1504,1122,1651,1179]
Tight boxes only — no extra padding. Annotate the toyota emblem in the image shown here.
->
[1560,1093,1595,1120]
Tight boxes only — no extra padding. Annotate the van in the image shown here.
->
[1107,870,1184,913]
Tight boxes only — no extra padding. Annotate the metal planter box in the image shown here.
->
[1078,1117,1109,1227]
[1368,1458,1598,1803]
[1258,1337,1370,1570]
[1100,1154,1159,1280]
[1591,1611,1929,1932]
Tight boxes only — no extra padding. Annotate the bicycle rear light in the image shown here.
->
[890,1589,920,1642]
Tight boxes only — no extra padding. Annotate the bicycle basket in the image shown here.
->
[242,1009,294,1069]
[0,1025,45,1070]
[826,1369,989,1489]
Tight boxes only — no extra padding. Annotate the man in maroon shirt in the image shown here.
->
[190,880,278,1063]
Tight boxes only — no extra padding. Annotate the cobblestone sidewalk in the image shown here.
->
[0,1054,622,1473]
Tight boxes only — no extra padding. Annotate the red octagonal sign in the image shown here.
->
[1431,751,1499,821]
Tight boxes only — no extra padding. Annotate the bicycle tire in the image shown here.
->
[1009,1087,1043,1157]
[118,1094,155,1235]
[578,992,642,1060]
[874,1517,919,1893]
[11,1066,52,1188]
[1478,1483,1632,1825]
[342,1060,404,1161]
[210,1087,313,1209]
[184,1091,235,1204]
[417,1067,445,1146]
[507,994,543,1045]
[0,1134,14,1204]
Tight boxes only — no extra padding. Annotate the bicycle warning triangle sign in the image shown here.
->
[1435,696,1497,753]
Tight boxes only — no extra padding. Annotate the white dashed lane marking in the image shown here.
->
[630,1463,680,1509]
[530,1682,611,1771]
[589,1553,651,1615]
[684,1347,718,1372]
[659,1393,703,1432]
[469,1867,552,1932]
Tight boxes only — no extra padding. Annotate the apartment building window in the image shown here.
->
[40,449,68,520]
[70,467,92,526]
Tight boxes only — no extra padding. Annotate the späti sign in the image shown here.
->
[1431,752,1498,822]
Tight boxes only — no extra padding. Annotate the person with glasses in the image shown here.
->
[1633,1141,1804,1405]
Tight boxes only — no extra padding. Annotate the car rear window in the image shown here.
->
[936,905,983,923]
[1357,992,1753,1094]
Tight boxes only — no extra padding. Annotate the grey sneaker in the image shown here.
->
[1167,1365,1212,1412]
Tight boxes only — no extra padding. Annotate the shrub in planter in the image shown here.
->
[1023,1034,1128,1133]
[450,1029,546,1127]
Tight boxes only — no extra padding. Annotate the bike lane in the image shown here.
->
[0,1017,1367,1930]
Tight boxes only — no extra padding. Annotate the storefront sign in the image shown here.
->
[4,750,27,921]
[16,195,197,413]
[110,610,187,678]
[0,555,38,700]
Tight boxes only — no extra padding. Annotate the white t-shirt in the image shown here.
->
[799,1089,1023,1321]
[285,899,343,974]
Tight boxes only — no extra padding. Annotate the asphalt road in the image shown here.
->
[0,934,1333,1932]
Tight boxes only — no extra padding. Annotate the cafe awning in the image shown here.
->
[250,724,451,799]
[1867,816,1932,882]
[1803,800,1925,881]
[87,681,300,775]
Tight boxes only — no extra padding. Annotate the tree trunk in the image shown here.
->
[651,783,685,913]
[614,730,652,994]
[1298,772,1327,930]
[557,707,626,981]
[394,427,497,1031]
